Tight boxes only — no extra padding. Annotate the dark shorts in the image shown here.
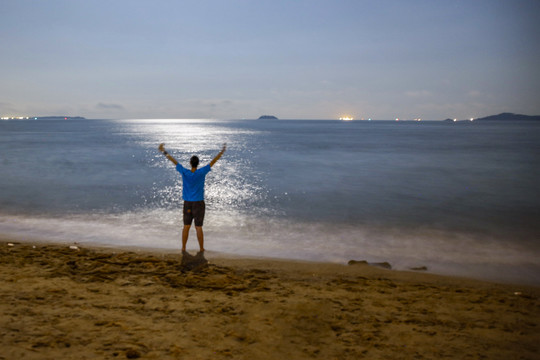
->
[183,201,206,227]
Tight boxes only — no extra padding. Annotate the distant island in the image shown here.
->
[35,116,86,120]
[258,115,278,120]
[444,113,540,122]
[1,116,87,120]
[474,113,540,121]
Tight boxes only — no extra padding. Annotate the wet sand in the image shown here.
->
[1,241,538,359]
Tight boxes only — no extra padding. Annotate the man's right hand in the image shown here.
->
[159,143,178,165]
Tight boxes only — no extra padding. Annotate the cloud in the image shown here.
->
[0,102,19,114]
[404,90,432,98]
[96,102,124,110]
[467,90,482,97]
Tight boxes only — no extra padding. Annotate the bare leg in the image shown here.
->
[195,226,205,252]
[182,225,191,252]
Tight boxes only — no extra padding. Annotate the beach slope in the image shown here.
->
[1,242,538,359]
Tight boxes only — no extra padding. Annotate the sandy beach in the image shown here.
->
[1,241,538,359]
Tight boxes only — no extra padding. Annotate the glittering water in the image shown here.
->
[1,119,539,284]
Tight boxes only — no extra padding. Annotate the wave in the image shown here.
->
[1,210,538,285]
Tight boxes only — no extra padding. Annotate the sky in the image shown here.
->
[1,0,539,120]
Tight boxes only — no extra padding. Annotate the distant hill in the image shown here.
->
[258,115,278,120]
[474,113,540,121]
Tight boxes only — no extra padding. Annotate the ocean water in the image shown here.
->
[1,119,539,284]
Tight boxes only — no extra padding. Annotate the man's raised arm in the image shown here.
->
[159,143,178,165]
[210,143,227,167]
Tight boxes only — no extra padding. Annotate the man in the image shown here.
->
[159,143,226,253]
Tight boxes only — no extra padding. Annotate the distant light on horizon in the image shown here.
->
[339,116,354,121]
[1,116,29,120]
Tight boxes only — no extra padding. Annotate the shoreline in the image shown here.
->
[2,240,539,359]
[3,237,539,290]
[3,234,539,287]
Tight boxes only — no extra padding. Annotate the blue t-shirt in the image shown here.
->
[176,164,211,201]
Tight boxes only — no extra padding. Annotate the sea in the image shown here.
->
[1,118,539,285]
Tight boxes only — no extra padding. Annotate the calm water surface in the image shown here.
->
[1,119,539,284]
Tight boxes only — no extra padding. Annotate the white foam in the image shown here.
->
[1,211,539,285]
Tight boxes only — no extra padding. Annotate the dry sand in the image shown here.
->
[1,241,538,359]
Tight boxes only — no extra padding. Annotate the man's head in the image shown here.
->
[190,155,200,168]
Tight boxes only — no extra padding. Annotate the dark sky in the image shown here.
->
[1,0,539,120]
